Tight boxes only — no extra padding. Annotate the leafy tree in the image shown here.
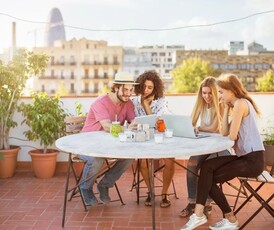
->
[256,70,274,92]
[0,49,48,150]
[170,58,220,93]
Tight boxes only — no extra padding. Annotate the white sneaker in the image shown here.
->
[209,218,239,230]
[181,213,207,230]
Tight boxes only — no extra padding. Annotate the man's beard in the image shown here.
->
[116,91,128,103]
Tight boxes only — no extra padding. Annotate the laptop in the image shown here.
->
[134,114,157,128]
[162,114,210,139]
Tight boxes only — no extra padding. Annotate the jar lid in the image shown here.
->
[112,121,120,124]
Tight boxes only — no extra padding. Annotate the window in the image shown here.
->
[70,56,75,65]
[103,72,108,79]
[70,83,75,92]
[60,56,65,64]
[50,56,55,65]
[113,56,118,65]
[94,69,98,78]
[41,85,45,92]
[104,57,108,64]
[51,70,54,77]
[71,71,74,79]
[84,69,89,78]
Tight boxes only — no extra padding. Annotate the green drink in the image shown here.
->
[110,121,122,137]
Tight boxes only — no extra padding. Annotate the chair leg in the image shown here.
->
[105,159,125,205]
[130,161,138,192]
[236,180,274,229]
[62,153,72,227]
[68,163,82,201]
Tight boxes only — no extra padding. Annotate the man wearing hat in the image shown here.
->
[79,72,138,206]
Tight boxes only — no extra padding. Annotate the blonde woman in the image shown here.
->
[180,76,225,218]
[181,73,264,230]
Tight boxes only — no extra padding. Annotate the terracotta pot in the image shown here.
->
[264,144,274,166]
[29,149,58,179]
[0,146,20,178]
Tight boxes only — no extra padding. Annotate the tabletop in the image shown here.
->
[55,131,234,159]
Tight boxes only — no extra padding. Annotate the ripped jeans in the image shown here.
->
[79,155,133,190]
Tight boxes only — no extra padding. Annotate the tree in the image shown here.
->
[170,58,221,93]
[256,70,274,92]
[0,49,48,150]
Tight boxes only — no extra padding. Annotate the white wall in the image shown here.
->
[10,93,274,162]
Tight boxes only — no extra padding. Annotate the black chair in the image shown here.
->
[233,162,274,229]
[62,116,124,227]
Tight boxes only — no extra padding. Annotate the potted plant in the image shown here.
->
[262,123,274,167]
[0,49,48,178]
[19,92,68,179]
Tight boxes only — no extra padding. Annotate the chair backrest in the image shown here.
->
[65,116,87,135]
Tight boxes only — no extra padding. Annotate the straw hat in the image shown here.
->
[111,72,139,85]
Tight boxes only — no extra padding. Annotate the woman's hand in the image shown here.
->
[142,95,155,106]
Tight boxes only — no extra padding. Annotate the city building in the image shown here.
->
[122,47,154,79]
[32,38,123,95]
[45,8,66,46]
[248,41,267,54]
[227,41,244,55]
[176,50,274,91]
[139,45,185,89]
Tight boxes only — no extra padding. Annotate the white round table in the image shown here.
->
[56,131,234,230]
[56,131,233,159]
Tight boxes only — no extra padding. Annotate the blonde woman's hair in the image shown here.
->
[217,73,260,115]
[192,76,222,132]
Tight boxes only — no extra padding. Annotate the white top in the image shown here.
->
[234,99,265,156]
[56,131,234,160]
[131,96,167,116]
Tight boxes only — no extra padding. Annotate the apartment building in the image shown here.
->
[122,47,154,79]
[32,38,123,95]
[176,50,274,91]
[139,45,185,89]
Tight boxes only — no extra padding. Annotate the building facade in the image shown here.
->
[32,38,123,95]
[176,50,274,91]
[122,47,154,79]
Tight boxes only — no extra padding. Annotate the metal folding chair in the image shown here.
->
[62,116,124,227]
[233,162,274,229]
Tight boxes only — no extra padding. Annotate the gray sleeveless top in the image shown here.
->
[234,99,265,157]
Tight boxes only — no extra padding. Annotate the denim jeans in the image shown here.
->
[186,150,230,202]
[78,155,133,189]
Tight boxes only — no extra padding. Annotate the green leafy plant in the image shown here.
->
[19,92,68,154]
[0,49,48,150]
[262,121,274,145]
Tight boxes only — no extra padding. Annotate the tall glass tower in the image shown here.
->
[45,8,66,46]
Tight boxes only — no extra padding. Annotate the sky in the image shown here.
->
[1,0,274,52]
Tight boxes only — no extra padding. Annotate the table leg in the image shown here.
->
[150,159,156,230]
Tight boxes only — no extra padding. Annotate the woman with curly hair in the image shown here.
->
[132,70,175,208]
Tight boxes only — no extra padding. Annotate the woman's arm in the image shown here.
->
[198,116,218,133]
[142,95,154,115]
[228,99,248,141]
[221,104,230,136]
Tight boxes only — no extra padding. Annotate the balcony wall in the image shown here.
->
[10,93,274,163]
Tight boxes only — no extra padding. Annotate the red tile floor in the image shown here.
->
[0,164,273,230]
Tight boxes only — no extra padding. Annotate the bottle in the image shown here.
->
[157,118,166,132]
